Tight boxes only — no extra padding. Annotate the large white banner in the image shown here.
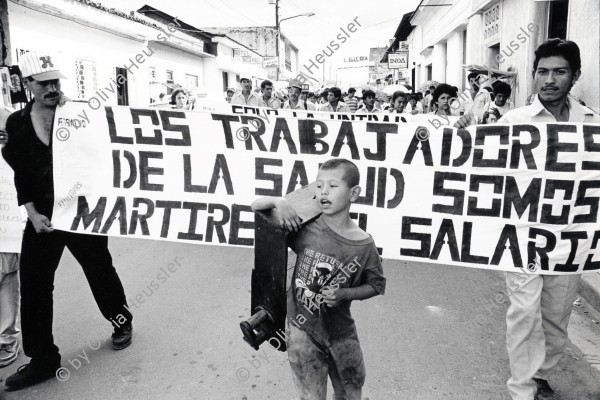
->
[0,106,23,253]
[0,157,22,253]
[50,103,600,274]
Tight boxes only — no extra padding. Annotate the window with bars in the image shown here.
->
[483,3,501,44]
[185,74,199,89]
[74,58,98,100]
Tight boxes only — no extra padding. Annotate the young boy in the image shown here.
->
[251,158,386,400]
[482,81,513,123]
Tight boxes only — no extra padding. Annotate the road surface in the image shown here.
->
[1,238,599,399]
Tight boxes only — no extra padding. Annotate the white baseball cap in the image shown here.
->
[18,52,67,81]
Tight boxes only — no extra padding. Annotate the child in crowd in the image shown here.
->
[389,91,408,113]
[251,158,386,400]
[405,94,423,114]
[482,81,513,123]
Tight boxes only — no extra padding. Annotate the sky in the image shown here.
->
[96,0,421,83]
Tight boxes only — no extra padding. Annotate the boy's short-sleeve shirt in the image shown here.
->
[287,216,386,343]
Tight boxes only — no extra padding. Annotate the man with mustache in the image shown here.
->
[1,52,133,392]
[498,39,598,400]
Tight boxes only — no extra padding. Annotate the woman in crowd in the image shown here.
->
[389,91,408,113]
[170,88,193,110]
[429,84,457,116]
[405,94,423,114]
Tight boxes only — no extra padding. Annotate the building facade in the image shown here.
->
[4,0,221,106]
[396,0,599,111]
[137,5,270,97]
[204,26,300,83]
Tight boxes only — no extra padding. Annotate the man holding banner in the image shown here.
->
[1,52,133,392]
[497,39,599,400]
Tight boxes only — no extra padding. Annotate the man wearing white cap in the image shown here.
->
[283,80,315,110]
[1,52,133,392]
[230,76,260,106]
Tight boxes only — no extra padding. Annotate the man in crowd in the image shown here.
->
[462,72,492,123]
[230,76,260,106]
[344,87,359,113]
[225,88,236,103]
[355,89,380,113]
[1,52,133,392]
[299,86,309,103]
[498,39,597,400]
[318,87,350,113]
[422,85,435,113]
[283,80,315,110]
[258,80,279,109]
[482,81,514,123]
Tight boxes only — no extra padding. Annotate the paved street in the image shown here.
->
[1,238,599,400]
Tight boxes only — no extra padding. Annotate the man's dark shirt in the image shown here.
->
[1,100,55,217]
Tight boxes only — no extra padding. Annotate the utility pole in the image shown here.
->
[271,1,313,82]
[1,0,12,66]
[275,0,279,81]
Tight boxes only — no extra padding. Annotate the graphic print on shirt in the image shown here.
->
[294,248,343,313]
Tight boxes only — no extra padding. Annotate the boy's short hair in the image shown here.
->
[493,81,512,96]
[348,87,356,94]
[319,158,360,187]
[362,89,376,100]
[260,80,273,90]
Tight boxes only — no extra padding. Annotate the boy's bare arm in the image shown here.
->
[250,196,302,232]
[322,284,378,308]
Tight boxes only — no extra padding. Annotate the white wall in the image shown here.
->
[9,1,145,104]
[432,43,446,83]
[8,1,218,107]
[148,42,213,100]
[407,0,470,91]
[446,31,464,88]
[568,0,600,112]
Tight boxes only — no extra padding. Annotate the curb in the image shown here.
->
[579,272,600,312]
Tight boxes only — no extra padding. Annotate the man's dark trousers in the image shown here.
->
[19,221,132,368]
